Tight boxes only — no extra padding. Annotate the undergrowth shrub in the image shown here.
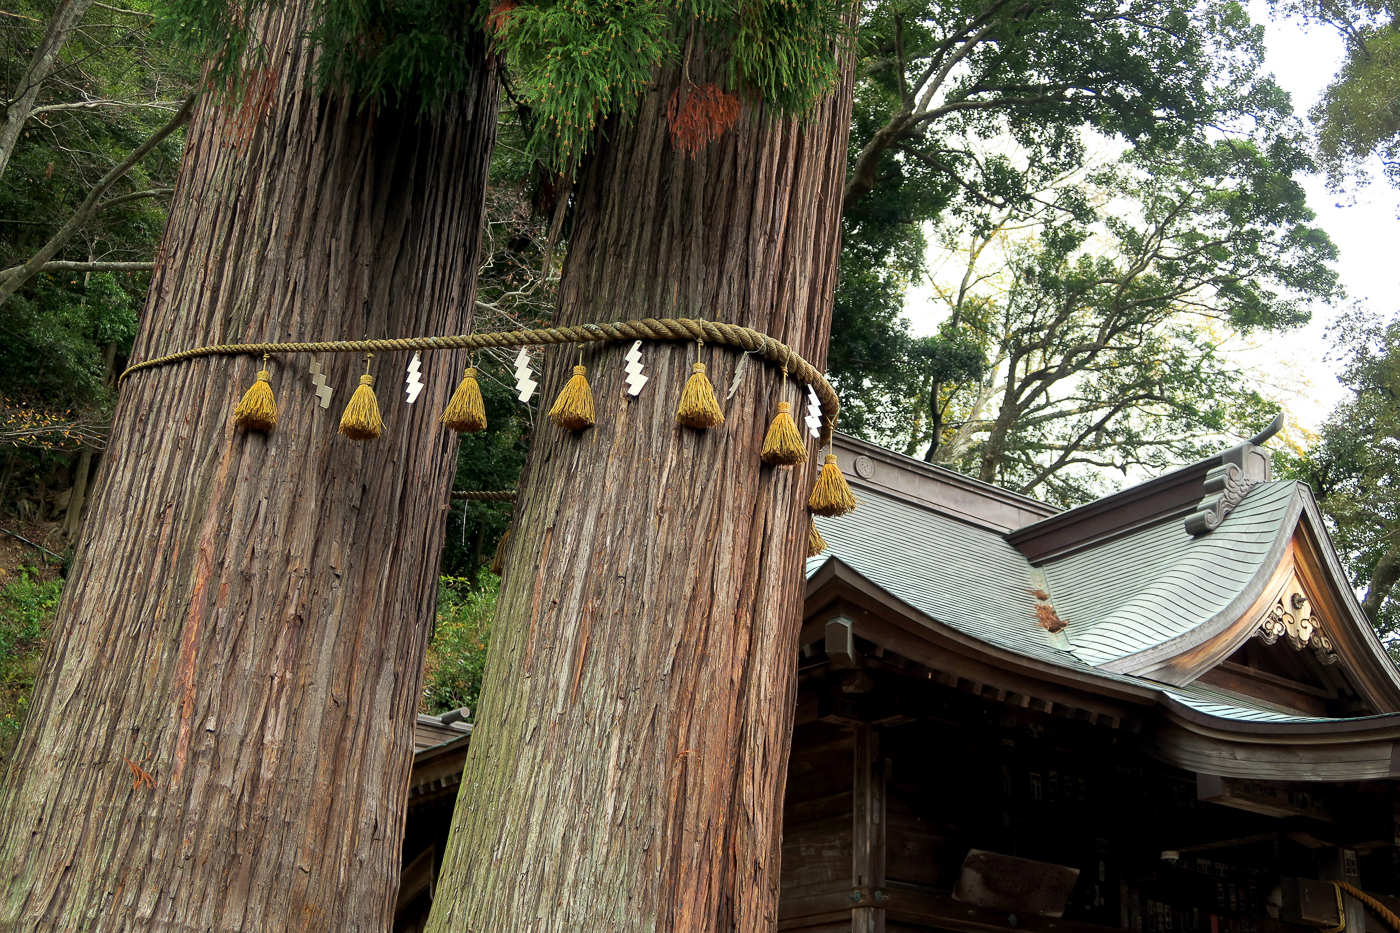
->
[421,573,495,719]
[0,569,62,764]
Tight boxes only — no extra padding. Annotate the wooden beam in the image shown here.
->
[820,883,1158,933]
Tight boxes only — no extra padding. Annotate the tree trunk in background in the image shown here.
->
[0,7,497,928]
[60,446,92,540]
[429,51,856,933]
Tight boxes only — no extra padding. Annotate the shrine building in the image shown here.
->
[400,428,1400,933]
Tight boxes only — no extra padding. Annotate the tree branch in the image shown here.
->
[0,94,194,306]
[30,99,185,116]
[0,260,153,281]
[99,187,172,209]
[0,0,97,183]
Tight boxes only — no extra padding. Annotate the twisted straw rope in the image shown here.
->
[450,490,517,502]
[118,317,839,444]
[1336,881,1400,933]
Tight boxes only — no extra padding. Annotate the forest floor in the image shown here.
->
[0,519,68,579]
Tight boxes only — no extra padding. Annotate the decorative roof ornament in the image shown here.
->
[1256,577,1340,666]
[1184,462,1258,536]
[1185,413,1283,536]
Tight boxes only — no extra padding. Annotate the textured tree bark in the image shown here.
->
[428,52,856,933]
[0,8,497,930]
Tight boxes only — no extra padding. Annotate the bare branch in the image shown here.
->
[99,187,172,209]
[0,94,195,306]
[0,260,153,281]
[30,99,185,116]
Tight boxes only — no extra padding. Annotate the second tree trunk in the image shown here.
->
[429,55,856,933]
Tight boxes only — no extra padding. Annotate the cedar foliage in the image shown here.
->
[152,0,848,167]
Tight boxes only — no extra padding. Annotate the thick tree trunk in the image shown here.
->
[428,52,856,933]
[979,376,1021,483]
[0,8,497,929]
[1363,544,1400,625]
[60,446,92,540]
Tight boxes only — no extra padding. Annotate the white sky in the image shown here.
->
[903,0,1398,437]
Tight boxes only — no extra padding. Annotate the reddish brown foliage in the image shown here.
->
[1035,602,1067,634]
[666,83,742,156]
[487,0,518,33]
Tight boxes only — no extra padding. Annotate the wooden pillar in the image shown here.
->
[853,725,887,933]
[1318,847,1363,932]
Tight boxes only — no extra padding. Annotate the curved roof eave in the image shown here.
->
[807,552,1400,772]
[1293,488,1400,704]
[1089,484,1305,679]
[1089,483,1400,709]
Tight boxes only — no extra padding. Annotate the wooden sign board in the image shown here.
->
[1197,774,1334,822]
[951,849,1081,917]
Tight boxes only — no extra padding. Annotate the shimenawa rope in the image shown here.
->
[118,317,841,445]
[1333,880,1400,933]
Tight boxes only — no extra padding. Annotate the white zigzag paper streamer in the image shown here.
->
[513,347,537,403]
[309,359,334,409]
[805,385,822,439]
[624,340,648,397]
[405,352,424,404]
[726,351,748,400]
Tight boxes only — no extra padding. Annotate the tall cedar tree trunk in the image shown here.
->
[428,52,856,933]
[0,8,497,929]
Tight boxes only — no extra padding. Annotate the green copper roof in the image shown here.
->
[806,479,1382,726]
[1044,480,1300,670]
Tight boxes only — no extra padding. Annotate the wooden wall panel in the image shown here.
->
[784,814,854,891]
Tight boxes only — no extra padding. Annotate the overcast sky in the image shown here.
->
[904,1,1398,437]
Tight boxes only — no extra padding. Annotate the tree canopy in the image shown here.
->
[1271,0,1400,190]
[827,0,1335,502]
[1284,307,1400,651]
[838,132,1337,503]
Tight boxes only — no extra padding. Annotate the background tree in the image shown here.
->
[1285,307,1400,652]
[828,0,1311,477]
[1270,0,1400,191]
[843,136,1338,504]
[0,0,195,538]
[0,0,501,927]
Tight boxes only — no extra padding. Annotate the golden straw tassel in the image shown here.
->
[808,452,859,517]
[549,362,595,431]
[676,361,724,429]
[490,521,513,576]
[442,365,487,433]
[761,401,807,465]
[339,354,384,440]
[233,354,277,432]
[808,518,827,557]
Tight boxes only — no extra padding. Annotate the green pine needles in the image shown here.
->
[152,0,848,167]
